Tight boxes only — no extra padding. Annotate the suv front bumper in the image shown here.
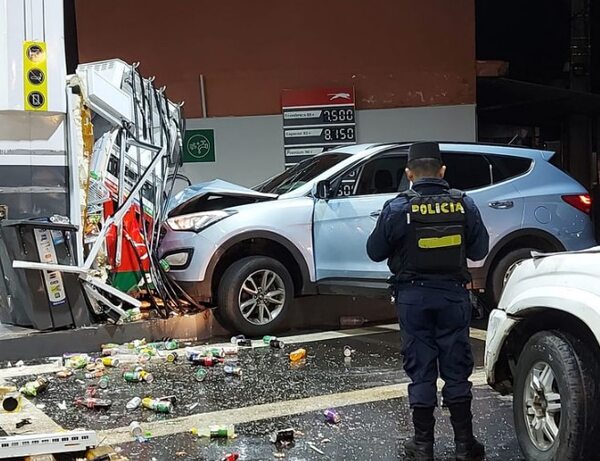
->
[485,308,518,386]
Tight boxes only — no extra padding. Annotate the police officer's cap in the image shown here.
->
[408,142,442,162]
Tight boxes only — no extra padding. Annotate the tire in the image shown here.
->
[217,256,294,336]
[489,247,537,307]
[513,331,600,461]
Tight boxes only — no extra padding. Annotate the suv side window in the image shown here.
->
[487,154,532,183]
[442,152,491,190]
[336,154,408,197]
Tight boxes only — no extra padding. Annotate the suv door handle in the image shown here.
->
[489,200,514,209]
[370,210,381,218]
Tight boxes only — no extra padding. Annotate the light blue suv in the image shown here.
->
[159,142,596,335]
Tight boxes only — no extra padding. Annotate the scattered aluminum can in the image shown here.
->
[56,369,73,379]
[1,392,21,412]
[85,369,105,379]
[194,367,208,382]
[270,339,285,349]
[126,396,142,410]
[224,365,242,376]
[97,357,120,367]
[324,408,341,424]
[230,335,245,345]
[165,351,178,363]
[270,427,295,445]
[221,346,239,356]
[98,376,109,389]
[129,421,143,437]
[236,338,252,347]
[142,397,172,413]
[343,346,355,358]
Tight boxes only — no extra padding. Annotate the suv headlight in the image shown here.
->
[166,210,236,233]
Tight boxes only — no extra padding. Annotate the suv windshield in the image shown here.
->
[253,153,350,194]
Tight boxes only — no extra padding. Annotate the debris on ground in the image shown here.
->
[20,376,49,397]
[270,427,295,449]
[191,424,236,438]
[15,417,31,428]
[307,441,325,455]
[324,408,341,424]
[289,348,306,362]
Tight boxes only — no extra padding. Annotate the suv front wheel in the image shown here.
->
[217,256,294,336]
[513,331,599,461]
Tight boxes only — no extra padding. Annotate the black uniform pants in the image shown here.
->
[395,280,474,408]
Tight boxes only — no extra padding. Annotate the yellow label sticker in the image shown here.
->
[23,41,48,111]
[418,234,463,249]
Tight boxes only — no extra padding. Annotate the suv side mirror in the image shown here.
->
[313,180,332,200]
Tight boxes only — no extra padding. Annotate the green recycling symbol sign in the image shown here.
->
[183,129,216,163]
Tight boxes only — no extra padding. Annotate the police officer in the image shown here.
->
[366,142,489,461]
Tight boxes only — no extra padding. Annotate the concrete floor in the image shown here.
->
[0,320,523,460]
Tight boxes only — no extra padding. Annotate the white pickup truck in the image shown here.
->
[485,247,600,461]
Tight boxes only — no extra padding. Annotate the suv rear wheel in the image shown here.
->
[513,331,600,461]
[217,256,294,336]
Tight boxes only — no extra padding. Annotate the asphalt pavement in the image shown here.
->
[0,323,523,461]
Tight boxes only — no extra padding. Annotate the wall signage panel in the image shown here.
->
[281,87,356,166]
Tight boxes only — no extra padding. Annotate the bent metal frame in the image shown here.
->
[12,59,184,320]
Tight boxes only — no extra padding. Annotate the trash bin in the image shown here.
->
[0,218,91,330]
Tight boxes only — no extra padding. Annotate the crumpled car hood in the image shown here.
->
[168,179,277,217]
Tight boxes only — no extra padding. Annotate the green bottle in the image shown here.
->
[191,424,235,438]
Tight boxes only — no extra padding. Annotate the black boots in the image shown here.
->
[404,406,435,461]
[448,401,485,461]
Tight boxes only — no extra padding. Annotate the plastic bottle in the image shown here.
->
[74,397,112,409]
[289,348,306,362]
[339,316,367,327]
[191,357,223,367]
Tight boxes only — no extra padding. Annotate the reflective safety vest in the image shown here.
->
[399,188,468,280]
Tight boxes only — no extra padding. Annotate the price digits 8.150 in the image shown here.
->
[323,127,355,142]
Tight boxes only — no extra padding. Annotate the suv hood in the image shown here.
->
[168,179,278,217]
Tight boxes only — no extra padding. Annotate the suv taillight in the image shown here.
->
[562,194,592,215]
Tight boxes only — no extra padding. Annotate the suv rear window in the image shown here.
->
[487,154,532,183]
[442,153,491,190]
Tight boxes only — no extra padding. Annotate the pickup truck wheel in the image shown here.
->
[490,247,536,307]
[514,331,600,461]
[217,256,293,336]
